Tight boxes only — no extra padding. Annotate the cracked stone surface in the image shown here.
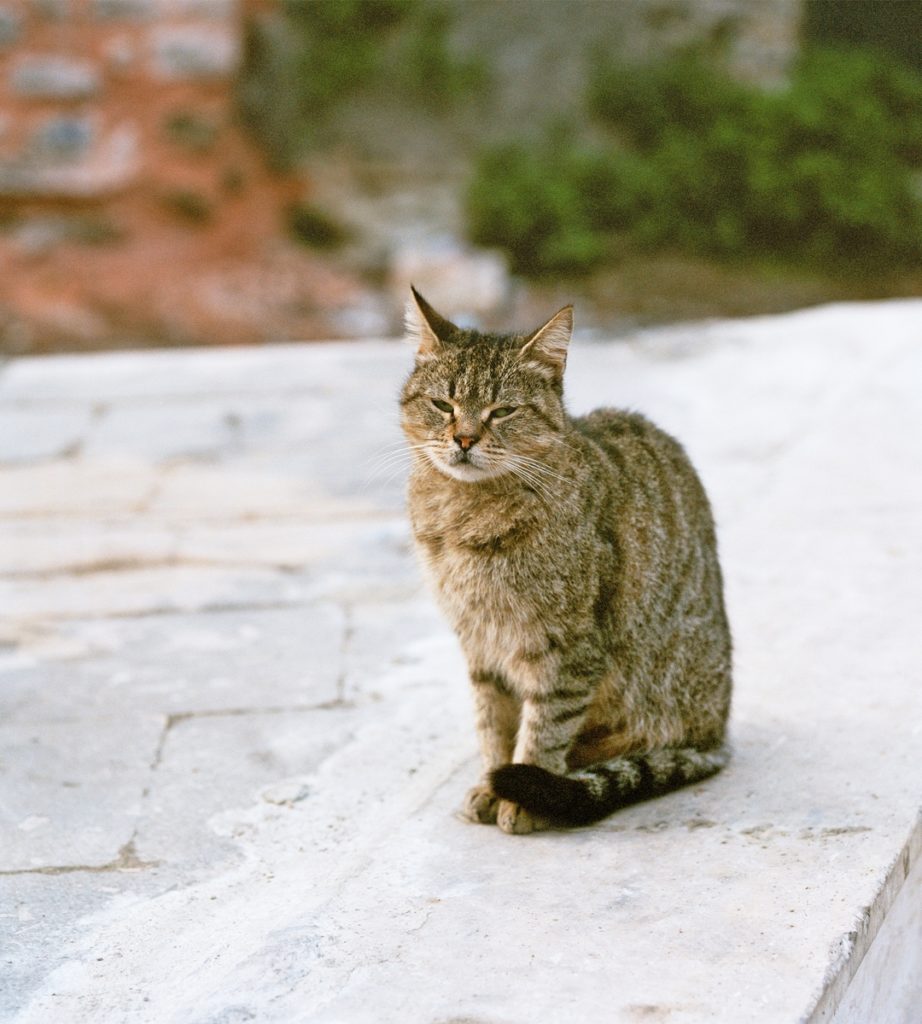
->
[1,302,920,1023]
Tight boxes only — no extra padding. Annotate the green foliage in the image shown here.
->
[163,111,219,154]
[238,0,487,167]
[400,3,489,110]
[282,0,409,113]
[469,48,922,276]
[162,190,213,225]
[287,203,349,249]
[221,166,246,195]
[68,216,124,246]
[238,0,412,167]
[804,0,922,75]
[468,137,656,276]
[588,53,751,153]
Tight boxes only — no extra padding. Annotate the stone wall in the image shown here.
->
[0,0,391,354]
[0,0,241,200]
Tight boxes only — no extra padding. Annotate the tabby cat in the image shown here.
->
[400,287,732,834]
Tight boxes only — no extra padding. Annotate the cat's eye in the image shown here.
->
[431,398,454,414]
[490,406,517,420]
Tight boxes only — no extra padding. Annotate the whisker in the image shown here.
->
[362,453,433,493]
[506,454,571,488]
[362,444,437,488]
[361,441,433,470]
[504,460,557,505]
[509,456,564,495]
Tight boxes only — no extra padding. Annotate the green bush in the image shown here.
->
[238,0,487,167]
[163,111,219,154]
[399,3,489,110]
[162,190,213,225]
[468,48,922,276]
[468,132,664,276]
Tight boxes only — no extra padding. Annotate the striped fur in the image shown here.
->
[401,291,733,834]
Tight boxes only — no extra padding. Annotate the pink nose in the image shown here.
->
[454,434,477,450]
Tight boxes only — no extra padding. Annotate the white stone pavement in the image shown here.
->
[0,302,920,1024]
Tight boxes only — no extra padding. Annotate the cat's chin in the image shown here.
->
[437,461,495,483]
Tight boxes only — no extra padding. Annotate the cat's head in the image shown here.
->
[400,286,573,484]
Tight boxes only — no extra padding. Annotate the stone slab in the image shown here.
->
[827,834,922,1024]
[0,340,408,404]
[0,407,92,463]
[0,868,175,1021]
[0,715,164,871]
[0,520,177,576]
[0,457,158,517]
[0,604,348,724]
[0,564,312,622]
[133,704,356,872]
[0,301,920,1023]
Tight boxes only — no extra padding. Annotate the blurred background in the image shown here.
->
[1,0,921,356]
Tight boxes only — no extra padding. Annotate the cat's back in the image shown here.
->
[571,406,719,558]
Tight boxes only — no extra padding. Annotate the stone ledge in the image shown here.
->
[0,301,919,1023]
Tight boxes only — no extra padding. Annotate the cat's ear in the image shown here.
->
[405,286,458,364]
[519,305,573,381]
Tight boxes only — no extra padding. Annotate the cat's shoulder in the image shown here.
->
[570,406,694,476]
[571,407,663,445]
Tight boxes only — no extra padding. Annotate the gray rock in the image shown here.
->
[10,55,101,100]
[31,115,95,162]
[149,24,239,80]
[33,0,74,19]
[91,0,153,19]
[170,0,237,18]
[389,235,511,323]
[0,4,21,47]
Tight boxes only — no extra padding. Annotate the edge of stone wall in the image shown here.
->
[803,811,922,1022]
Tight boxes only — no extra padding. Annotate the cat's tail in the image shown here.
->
[490,744,730,827]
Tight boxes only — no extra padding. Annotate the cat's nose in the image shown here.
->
[453,433,479,451]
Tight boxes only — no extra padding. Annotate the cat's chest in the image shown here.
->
[414,522,546,633]
[408,475,565,623]
[417,527,535,593]
[419,533,546,667]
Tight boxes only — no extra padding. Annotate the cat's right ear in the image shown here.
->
[519,304,573,382]
[405,286,458,364]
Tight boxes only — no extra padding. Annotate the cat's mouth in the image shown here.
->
[430,447,495,482]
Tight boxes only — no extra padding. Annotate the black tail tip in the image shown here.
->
[490,763,557,800]
[490,763,586,821]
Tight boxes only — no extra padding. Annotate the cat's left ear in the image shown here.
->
[405,286,459,364]
[519,305,573,382]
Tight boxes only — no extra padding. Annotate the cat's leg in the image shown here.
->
[462,669,520,824]
[497,659,595,835]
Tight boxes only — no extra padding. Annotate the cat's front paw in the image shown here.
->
[496,799,547,835]
[462,784,499,824]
